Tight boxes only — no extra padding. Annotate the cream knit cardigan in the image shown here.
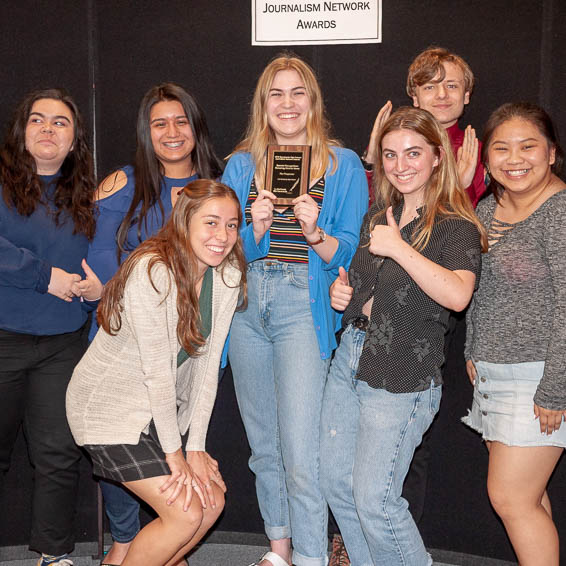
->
[66,256,242,454]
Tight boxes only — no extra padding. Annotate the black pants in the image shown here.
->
[0,326,86,555]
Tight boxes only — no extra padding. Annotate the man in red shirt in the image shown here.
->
[363,47,485,207]
[329,47,485,566]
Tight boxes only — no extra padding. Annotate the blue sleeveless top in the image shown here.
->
[87,165,197,340]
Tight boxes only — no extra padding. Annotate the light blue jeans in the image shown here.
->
[230,260,330,566]
[320,325,440,566]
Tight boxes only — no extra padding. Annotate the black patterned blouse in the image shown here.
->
[343,204,482,393]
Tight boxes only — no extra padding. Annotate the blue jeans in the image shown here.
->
[320,326,441,566]
[99,480,140,543]
[230,261,330,566]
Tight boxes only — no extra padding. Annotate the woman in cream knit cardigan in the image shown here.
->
[67,180,246,566]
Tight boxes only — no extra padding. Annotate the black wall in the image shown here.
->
[1,1,566,562]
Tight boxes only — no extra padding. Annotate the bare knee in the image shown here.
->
[487,478,512,519]
[161,490,205,539]
[487,477,534,522]
[202,484,225,527]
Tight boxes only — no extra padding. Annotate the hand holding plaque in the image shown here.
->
[265,145,311,205]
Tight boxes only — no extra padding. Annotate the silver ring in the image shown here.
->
[369,233,373,238]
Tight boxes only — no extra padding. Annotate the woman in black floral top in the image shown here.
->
[320,107,486,566]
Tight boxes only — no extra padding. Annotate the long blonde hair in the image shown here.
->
[370,107,487,252]
[230,52,340,187]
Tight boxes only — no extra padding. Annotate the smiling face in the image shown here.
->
[487,117,556,196]
[150,99,195,176]
[189,196,240,277]
[381,128,440,204]
[412,62,470,128]
[266,69,311,145]
[25,98,75,174]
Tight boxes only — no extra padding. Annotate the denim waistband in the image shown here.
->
[248,259,309,274]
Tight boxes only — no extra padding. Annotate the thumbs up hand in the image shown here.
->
[368,206,404,258]
[330,266,353,311]
[72,259,103,302]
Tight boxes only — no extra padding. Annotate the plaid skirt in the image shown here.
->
[84,421,186,482]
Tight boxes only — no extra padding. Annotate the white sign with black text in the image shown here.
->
[252,0,382,45]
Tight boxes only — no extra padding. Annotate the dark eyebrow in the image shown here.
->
[491,137,538,145]
[149,115,188,124]
[29,111,71,123]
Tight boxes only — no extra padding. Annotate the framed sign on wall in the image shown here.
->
[252,0,382,45]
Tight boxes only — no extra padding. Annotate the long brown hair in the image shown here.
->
[230,52,340,187]
[116,82,224,256]
[98,179,247,356]
[370,107,487,252]
[0,88,95,239]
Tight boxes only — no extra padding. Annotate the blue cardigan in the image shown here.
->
[0,174,93,335]
[222,146,368,359]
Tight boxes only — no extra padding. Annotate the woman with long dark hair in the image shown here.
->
[463,102,566,565]
[0,89,101,566]
[321,107,485,565]
[67,180,246,566]
[222,53,368,566]
[87,82,223,565]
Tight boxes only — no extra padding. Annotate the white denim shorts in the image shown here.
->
[462,360,566,447]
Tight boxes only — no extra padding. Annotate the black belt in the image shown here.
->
[350,315,369,332]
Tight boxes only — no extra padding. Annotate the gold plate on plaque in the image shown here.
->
[265,145,311,205]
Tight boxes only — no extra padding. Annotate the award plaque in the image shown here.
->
[265,145,311,205]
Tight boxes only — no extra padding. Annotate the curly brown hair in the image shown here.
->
[0,88,96,239]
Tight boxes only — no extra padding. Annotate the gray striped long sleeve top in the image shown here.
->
[465,191,566,410]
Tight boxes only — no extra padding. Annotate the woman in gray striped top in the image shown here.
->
[464,102,566,566]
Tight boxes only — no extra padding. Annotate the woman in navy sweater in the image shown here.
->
[87,82,223,566]
[0,89,101,566]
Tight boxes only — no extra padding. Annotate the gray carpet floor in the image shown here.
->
[0,533,516,566]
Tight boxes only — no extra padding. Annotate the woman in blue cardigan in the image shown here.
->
[87,82,223,566]
[0,89,101,566]
[222,53,367,566]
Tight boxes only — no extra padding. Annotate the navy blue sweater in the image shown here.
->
[0,174,93,335]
